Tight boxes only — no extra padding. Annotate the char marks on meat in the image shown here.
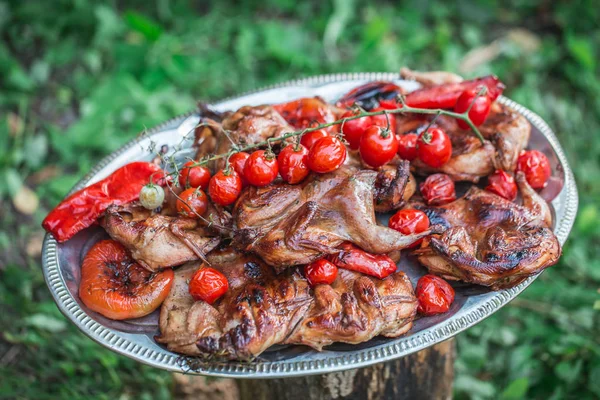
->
[413,172,560,289]
[101,204,221,272]
[234,164,437,271]
[156,249,417,359]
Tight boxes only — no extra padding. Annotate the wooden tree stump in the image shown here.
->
[237,339,455,400]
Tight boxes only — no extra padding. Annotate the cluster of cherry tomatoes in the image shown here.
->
[174,134,349,214]
[485,150,552,201]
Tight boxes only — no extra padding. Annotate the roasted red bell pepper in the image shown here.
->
[405,75,505,109]
[335,81,403,109]
[42,162,164,242]
[328,243,397,279]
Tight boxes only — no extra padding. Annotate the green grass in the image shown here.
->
[1,1,599,399]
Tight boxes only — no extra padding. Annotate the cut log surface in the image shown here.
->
[237,339,455,400]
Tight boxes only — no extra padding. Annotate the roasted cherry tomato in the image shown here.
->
[329,243,397,279]
[178,161,211,190]
[228,152,250,187]
[359,126,398,168]
[417,127,452,168]
[208,169,243,206]
[397,133,418,161]
[307,136,347,173]
[420,173,456,205]
[300,129,329,150]
[388,209,430,248]
[244,150,279,187]
[416,274,455,316]
[340,111,372,150]
[516,150,551,190]
[177,187,208,218]
[189,267,229,304]
[454,86,492,129]
[304,259,338,286]
[273,97,336,132]
[278,144,310,184]
[370,107,397,135]
[486,170,517,201]
[79,240,174,320]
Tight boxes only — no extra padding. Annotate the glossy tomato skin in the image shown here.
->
[516,150,551,190]
[340,111,372,150]
[397,133,418,161]
[329,243,397,279]
[417,127,452,168]
[300,130,329,150]
[178,161,211,190]
[454,87,492,129]
[388,209,430,248]
[278,144,310,184]
[304,259,338,286]
[274,98,336,132]
[79,240,174,320]
[228,152,250,187]
[189,267,229,304]
[359,126,398,168]
[420,173,456,206]
[177,187,208,218]
[486,170,517,201]
[243,150,279,187]
[370,107,397,135]
[208,170,243,206]
[416,274,455,315]
[307,136,347,173]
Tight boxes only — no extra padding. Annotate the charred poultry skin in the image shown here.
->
[101,204,221,272]
[412,172,560,290]
[156,249,417,359]
[234,165,437,271]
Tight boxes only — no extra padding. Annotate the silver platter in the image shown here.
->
[41,73,578,378]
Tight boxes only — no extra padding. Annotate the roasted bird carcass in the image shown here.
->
[194,104,295,171]
[412,172,560,289]
[234,163,437,271]
[101,203,221,272]
[156,249,417,359]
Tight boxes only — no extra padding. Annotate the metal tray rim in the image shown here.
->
[41,72,578,378]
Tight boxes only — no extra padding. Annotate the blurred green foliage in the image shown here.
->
[1,0,599,399]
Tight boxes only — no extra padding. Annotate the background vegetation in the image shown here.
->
[1,0,598,399]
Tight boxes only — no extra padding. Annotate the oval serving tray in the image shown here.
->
[42,72,578,378]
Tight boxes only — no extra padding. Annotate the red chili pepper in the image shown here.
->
[405,75,505,109]
[42,162,164,242]
[329,243,397,279]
